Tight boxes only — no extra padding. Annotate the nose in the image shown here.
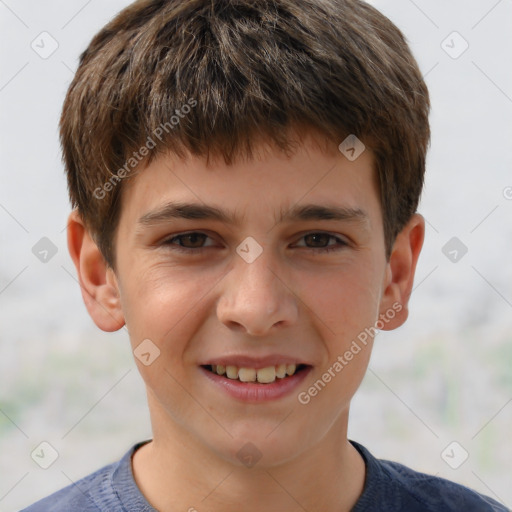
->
[216,248,298,336]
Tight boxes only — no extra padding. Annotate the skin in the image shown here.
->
[67,130,424,512]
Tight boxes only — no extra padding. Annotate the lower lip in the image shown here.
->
[200,366,312,403]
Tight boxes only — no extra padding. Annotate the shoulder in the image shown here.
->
[351,441,509,512]
[19,462,116,512]
[19,441,152,512]
[378,458,507,511]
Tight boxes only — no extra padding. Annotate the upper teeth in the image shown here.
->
[211,364,297,383]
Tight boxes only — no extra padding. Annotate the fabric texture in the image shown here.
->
[20,439,509,511]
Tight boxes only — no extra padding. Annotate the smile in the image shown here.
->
[203,363,307,384]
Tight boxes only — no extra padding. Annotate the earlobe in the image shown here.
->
[67,210,125,332]
[379,213,425,331]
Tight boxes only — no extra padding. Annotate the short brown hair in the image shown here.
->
[60,0,430,269]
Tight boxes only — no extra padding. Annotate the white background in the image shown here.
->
[1,0,511,510]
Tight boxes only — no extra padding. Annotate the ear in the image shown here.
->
[67,210,125,332]
[378,213,425,330]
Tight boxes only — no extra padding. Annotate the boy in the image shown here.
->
[22,0,508,510]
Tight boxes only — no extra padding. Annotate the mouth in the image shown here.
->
[201,363,310,384]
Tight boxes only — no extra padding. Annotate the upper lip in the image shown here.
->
[200,355,310,368]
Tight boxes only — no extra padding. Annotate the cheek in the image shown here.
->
[122,260,194,319]
[297,263,382,340]
[120,263,220,358]
[121,276,201,396]
[295,269,379,425]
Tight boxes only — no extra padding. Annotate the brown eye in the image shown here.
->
[295,232,348,253]
[304,233,331,248]
[162,232,215,252]
[175,233,208,248]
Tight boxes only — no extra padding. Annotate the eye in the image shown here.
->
[161,232,216,253]
[161,231,348,254]
[293,232,348,253]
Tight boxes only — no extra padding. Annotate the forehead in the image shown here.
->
[119,133,381,230]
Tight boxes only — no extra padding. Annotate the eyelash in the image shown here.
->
[161,231,348,254]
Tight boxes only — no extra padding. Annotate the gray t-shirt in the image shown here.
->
[20,439,509,511]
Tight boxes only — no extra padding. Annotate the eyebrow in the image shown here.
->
[137,201,369,229]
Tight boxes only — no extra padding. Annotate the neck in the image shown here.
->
[132,396,366,512]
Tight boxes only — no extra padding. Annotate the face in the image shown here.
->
[75,131,420,468]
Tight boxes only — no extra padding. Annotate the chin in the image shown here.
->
[208,423,310,469]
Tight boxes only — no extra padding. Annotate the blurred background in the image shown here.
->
[1,0,511,510]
